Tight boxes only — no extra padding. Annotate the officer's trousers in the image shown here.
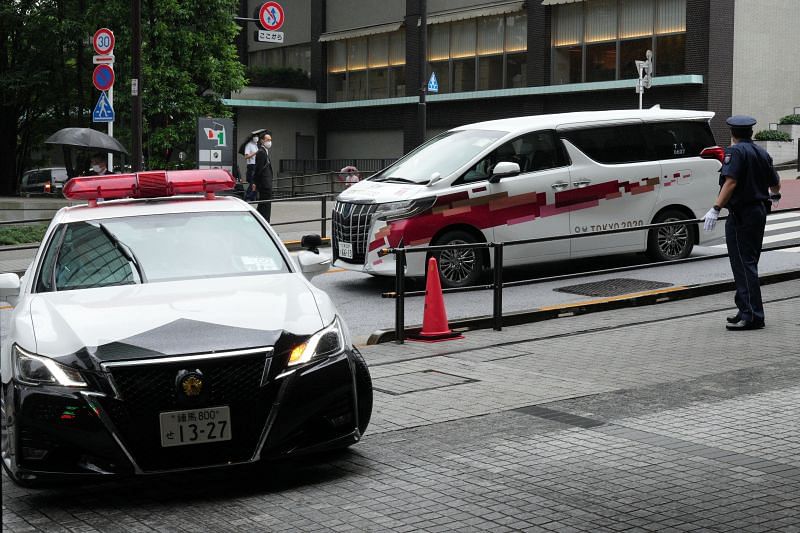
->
[725,203,767,323]
[257,182,273,222]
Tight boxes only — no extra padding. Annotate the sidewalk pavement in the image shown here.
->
[3,280,799,531]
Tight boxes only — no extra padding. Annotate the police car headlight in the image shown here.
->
[12,345,87,387]
[288,316,350,367]
[374,197,436,222]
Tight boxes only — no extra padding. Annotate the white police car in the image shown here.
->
[0,169,372,486]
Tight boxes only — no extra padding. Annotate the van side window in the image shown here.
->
[562,124,647,164]
[648,121,716,160]
[458,130,567,184]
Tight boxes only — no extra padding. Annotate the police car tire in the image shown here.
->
[646,209,695,261]
[433,230,485,289]
[352,349,372,436]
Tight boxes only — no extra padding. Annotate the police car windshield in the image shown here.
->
[46,211,289,291]
[371,129,507,184]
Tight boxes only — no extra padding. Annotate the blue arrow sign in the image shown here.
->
[427,72,439,93]
[92,91,115,123]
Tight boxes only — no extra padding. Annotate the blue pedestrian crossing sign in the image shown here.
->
[427,72,439,93]
[92,91,115,123]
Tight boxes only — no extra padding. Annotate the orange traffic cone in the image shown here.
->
[409,257,464,342]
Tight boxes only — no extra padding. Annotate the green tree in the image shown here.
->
[0,0,245,194]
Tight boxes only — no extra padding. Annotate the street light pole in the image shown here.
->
[131,0,143,171]
[417,0,427,145]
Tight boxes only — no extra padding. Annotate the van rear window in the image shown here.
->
[647,121,716,160]
[562,124,648,164]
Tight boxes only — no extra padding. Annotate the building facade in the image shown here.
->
[227,0,800,174]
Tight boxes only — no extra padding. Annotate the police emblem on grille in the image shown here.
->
[176,370,205,397]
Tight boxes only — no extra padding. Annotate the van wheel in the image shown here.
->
[433,230,484,288]
[647,209,695,261]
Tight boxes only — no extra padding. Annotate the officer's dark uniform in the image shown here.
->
[719,116,780,327]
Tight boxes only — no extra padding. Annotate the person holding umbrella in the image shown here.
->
[243,134,259,201]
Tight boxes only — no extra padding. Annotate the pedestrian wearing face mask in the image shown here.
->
[244,135,258,189]
[254,131,274,222]
[88,154,110,176]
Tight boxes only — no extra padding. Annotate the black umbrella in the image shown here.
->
[238,128,269,156]
[45,127,129,155]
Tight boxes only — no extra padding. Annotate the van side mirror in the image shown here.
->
[0,273,21,298]
[300,234,323,254]
[489,161,520,183]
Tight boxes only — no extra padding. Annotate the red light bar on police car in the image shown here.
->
[63,169,235,205]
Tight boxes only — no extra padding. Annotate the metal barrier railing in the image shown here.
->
[0,193,339,249]
[378,207,800,344]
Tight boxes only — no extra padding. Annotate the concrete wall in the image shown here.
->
[235,108,318,175]
[732,0,800,130]
[247,0,311,49]
[326,130,404,159]
[326,0,406,32]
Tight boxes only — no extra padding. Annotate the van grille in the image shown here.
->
[332,202,378,264]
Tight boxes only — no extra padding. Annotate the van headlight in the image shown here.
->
[374,197,436,222]
[288,316,350,367]
[13,345,87,387]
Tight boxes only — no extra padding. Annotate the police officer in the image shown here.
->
[254,131,274,222]
[702,115,781,330]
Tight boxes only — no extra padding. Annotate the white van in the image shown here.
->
[332,109,724,288]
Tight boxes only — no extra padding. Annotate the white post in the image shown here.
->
[107,83,114,171]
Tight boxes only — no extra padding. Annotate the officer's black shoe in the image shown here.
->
[726,320,765,331]
[726,314,741,324]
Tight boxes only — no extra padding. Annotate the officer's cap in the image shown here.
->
[726,115,757,128]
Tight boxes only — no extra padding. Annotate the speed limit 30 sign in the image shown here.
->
[93,28,115,55]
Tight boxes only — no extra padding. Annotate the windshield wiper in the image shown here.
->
[99,223,147,283]
[372,177,425,184]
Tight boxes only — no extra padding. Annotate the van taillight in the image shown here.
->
[700,146,725,164]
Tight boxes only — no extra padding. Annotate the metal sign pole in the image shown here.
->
[108,85,114,171]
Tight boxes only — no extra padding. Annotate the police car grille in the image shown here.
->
[332,202,378,264]
[99,353,276,472]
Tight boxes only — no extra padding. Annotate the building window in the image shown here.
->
[326,30,405,102]
[552,0,686,84]
[249,44,311,74]
[427,12,528,95]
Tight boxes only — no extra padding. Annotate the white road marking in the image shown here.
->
[767,212,800,221]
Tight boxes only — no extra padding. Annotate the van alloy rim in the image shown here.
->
[657,217,689,258]
[439,239,476,284]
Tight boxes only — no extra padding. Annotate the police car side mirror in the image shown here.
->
[297,251,331,281]
[489,161,520,183]
[0,273,21,298]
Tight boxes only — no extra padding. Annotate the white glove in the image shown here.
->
[703,207,719,232]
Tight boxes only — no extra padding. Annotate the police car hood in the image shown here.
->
[337,179,424,204]
[28,274,326,361]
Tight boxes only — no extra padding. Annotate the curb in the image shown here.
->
[283,238,331,252]
[366,268,800,345]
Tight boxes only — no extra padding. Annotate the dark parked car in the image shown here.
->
[19,168,68,197]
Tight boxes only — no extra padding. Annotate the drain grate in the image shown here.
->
[515,405,605,429]
[373,370,478,396]
[554,278,673,297]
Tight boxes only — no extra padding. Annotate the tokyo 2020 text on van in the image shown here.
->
[332,109,725,288]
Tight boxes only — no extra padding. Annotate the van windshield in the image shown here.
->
[371,129,507,184]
